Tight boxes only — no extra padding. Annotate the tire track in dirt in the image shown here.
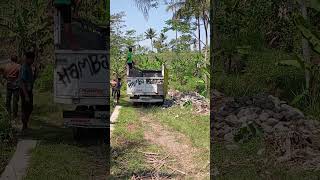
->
[140,112,209,179]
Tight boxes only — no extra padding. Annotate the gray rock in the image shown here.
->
[273,112,285,120]
[259,112,271,121]
[223,126,232,134]
[261,123,273,134]
[257,148,265,156]
[224,132,234,142]
[225,115,239,127]
[266,118,279,127]
[226,144,239,151]
[239,113,258,123]
[272,122,289,132]
[237,108,258,119]
[215,122,222,130]
[281,104,305,119]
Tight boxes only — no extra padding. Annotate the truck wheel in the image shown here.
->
[72,127,81,140]
[75,106,88,111]
[97,128,108,144]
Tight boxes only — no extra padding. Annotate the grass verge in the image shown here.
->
[23,92,107,179]
[110,98,168,179]
[213,138,320,180]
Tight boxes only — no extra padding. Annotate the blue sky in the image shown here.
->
[110,0,209,49]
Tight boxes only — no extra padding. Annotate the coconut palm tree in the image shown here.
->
[145,28,157,51]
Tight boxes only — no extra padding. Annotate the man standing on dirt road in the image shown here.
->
[2,55,21,120]
[19,52,36,131]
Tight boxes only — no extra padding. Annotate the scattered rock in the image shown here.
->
[212,89,320,170]
[226,144,239,151]
[165,90,209,114]
[224,133,234,142]
[257,148,265,156]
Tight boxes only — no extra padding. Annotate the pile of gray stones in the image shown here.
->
[212,90,320,169]
[163,90,209,114]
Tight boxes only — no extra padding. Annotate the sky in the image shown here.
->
[110,0,209,49]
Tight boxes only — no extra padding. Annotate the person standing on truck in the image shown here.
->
[54,0,80,49]
[115,77,122,104]
[19,51,36,131]
[127,47,134,69]
[3,55,21,120]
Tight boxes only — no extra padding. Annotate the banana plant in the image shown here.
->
[276,54,320,104]
[278,0,320,104]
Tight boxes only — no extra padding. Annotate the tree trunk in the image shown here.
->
[203,13,209,96]
[173,4,178,49]
[197,17,201,52]
[301,0,311,91]
[210,0,216,177]
[151,38,153,52]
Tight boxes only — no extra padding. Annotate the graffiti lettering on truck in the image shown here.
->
[128,78,163,88]
[57,54,108,86]
[128,79,144,88]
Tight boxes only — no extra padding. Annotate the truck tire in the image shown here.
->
[72,127,81,140]
[75,105,88,111]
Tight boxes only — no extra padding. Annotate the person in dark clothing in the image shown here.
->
[116,78,122,104]
[3,55,21,119]
[127,47,133,69]
[19,52,36,131]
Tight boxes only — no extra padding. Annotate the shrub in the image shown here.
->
[35,64,54,92]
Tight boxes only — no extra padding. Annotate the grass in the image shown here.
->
[22,92,107,179]
[0,85,16,174]
[142,105,210,167]
[213,138,320,180]
[25,144,93,180]
[110,98,171,179]
[0,143,15,174]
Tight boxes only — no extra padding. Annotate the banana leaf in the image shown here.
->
[294,13,320,54]
[291,89,309,105]
[310,0,320,11]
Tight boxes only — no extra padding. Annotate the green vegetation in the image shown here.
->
[211,0,320,178]
[0,0,110,176]
[25,144,93,180]
[111,0,210,96]
[212,0,320,119]
[213,138,320,180]
[0,88,16,174]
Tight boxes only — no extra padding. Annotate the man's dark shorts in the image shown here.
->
[116,90,120,99]
[127,63,133,69]
[20,91,33,114]
[56,4,71,23]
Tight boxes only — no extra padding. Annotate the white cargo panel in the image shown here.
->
[54,50,109,105]
[127,77,164,95]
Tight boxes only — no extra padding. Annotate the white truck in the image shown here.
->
[53,8,109,140]
[126,65,168,104]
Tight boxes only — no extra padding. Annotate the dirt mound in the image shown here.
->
[212,90,320,170]
[164,90,209,115]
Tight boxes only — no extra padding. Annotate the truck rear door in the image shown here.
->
[54,50,109,105]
